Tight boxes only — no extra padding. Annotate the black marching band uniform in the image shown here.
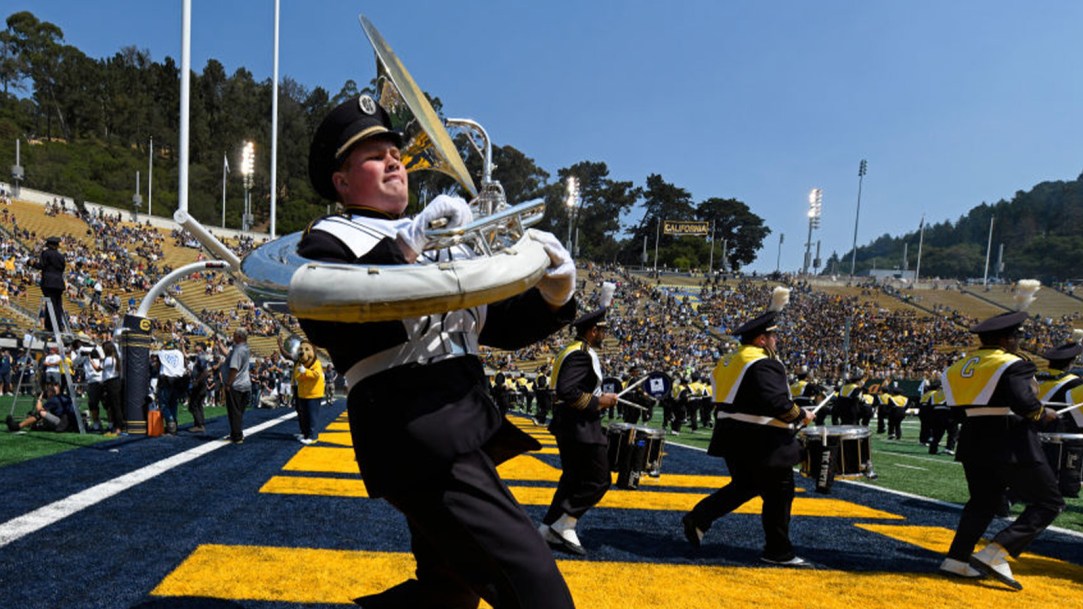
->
[682,287,813,566]
[296,95,576,609]
[1036,330,1083,433]
[789,366,826,425]
[832,368,866,425]
[939,284,1065,590]
[35,235,66,331]
[540,282,618,557]
[921,379,954,455]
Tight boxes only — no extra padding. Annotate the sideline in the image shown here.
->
[0,412,296,548]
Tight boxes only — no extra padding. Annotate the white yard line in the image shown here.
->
[0,412,296,548]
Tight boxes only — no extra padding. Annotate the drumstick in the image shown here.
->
[617,375,649,398]
[808,391,837,416]
[791,391,836,436]
[1054,401,1083,417]
[617,397,649,412]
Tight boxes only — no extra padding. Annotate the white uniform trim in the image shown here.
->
[715,411,794,430]
[964,406,1012,417]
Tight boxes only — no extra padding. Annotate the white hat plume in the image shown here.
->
[768,286,791,313]
[1012,279,1040,312]
[599,282,616,308]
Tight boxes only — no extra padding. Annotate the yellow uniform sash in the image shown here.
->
[942,348,1019,406]
[711,345,769,404]
[552,340,600,410]
[1037,371,1079,402]
[789,379,808,398]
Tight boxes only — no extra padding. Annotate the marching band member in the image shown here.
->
[922,378,954,455]
[681,286,814,566]
[296,95,577,609]
[832,368,865,425]
[939,281,1064,590]
[1037,329,1083,432]
[539,282,619,557]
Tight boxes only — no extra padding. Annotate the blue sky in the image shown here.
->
[9,1,1083,273]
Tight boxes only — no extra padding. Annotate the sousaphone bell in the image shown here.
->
[176,14,551,323]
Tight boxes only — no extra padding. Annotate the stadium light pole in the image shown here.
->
[564,176,579,252]
[147,136,153,217]
[849,160,867,279]
[803,188,823,276]
[241,141,255,232]
[776,233,784,273]
[269,0,280,238]
[221,153,229,228]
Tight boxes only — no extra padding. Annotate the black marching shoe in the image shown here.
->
[681,514,703,549]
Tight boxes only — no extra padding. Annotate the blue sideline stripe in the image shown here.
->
[0,412,297,548]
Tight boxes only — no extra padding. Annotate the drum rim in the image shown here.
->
[801,425,871,439]
[1038,432,1083,442]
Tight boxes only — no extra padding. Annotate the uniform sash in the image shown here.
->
[711,345,769,404]
[942,348,1019,406]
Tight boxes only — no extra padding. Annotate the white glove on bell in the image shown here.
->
[297,365,307,374]
[398,194,474,255]
[529,229,576,306]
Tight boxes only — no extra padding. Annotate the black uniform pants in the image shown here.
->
[947,460,1065,561]
[927,409,957,453]
[687,456,797,561]
[543,439,610,523]
[534,392,552,424]
[376,450,575,609]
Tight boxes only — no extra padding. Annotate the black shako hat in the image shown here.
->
[969,279,1040,336]
[45,236,61,246]
[573,282,615,336]
[1042,329,1083,365]
[733,286,791,341]
[308,94,403,201]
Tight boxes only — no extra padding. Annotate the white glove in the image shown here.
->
[297,365,307,375]
[529,230,576,306]
[397,194,474,255]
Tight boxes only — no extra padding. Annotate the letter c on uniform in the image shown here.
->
[960,357,980,378]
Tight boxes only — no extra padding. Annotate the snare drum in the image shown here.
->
[606,423,665,489]
[633,425,665,478]
[606,423,635,473]
[1039,432,1083,498]
[799,425,873,494]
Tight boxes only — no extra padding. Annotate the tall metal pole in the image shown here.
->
[269,0,280,238]
[707,220,715,275]
[178,0,190,214]
[915,216,925,285]
[653,216,660,272]
[982,215,995,288]
[803,218,814,276]
[147,136,153,216]
[221,154,228,228]
[849,159,867,278]
[776,233,784,273]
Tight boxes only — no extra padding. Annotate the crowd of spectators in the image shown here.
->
[481,265,1083,396]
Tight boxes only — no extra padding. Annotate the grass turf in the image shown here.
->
[0,394,228,467]
[581,408,1083,533]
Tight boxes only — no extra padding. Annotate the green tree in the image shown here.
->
[696,197,769,272]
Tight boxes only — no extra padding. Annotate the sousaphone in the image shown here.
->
[177,14,550,323]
